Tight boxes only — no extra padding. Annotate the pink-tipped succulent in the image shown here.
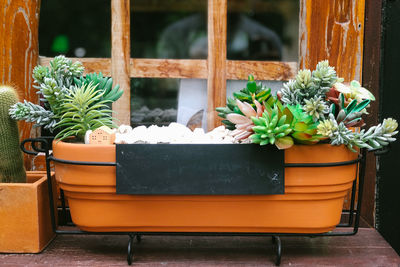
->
[226,99,264,142]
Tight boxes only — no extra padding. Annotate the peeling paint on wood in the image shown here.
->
[299,0,365,82]
[0,0,41,170]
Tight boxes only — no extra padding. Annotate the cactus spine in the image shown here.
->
[0,85,26,183]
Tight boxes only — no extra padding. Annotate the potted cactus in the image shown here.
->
[12,57,398,234]
[0,85,56,253]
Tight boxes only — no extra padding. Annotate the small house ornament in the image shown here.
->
[86,126,116,145]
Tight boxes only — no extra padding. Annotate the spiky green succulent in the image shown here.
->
[74,72,123,102]
[330,93,370,128]
[284,104,327,144]
[9,100,57,130]
[312,60,342,93]
[250,105,293,149]
[11,56,84,130]
[0,85,26,183]
[351,118,398,150]
[317,114,356,150]
[217,74,274,130]
[11,56,123,139]
[303,96,329,121]
[279,60,342,106]
[318,115,398,152]
[294,69,313,90]
[225,99,264,142]
[33,55,84,109]
[55,82,116,142]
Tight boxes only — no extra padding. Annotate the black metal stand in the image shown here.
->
[21,137,373,266]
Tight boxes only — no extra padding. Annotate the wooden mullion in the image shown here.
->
[40,57,298,81]
[227,61,297,80]
[207,0,227,130]
[39,57,112,76]
[111,0,131,125]
[130,59,208,78]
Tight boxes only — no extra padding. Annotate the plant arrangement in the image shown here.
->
[9,56,122,142]
[217,60,398,151]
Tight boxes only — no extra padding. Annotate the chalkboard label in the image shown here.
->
[116,144,284,195]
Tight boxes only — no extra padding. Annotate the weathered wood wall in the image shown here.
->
[299,0,365,81]
[0,0,41,169]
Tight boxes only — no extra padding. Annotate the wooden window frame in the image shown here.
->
[39,0,298,129]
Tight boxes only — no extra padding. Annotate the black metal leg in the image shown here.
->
[272,236,282,266]
[135,234,142,243]
[127,234,134,265]
[60,189,68,225]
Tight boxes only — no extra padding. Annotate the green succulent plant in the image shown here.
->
[351,118,398,150]
[10,56,84,131]
[74,72,123,102]
[0,85,26,183]
[284,104,327,145]
[9,100,57,130]
[250,105,293,149]
[318,114,398,152]
[225,99,264,141]
[55,83,116,142]
[330,93,370,128]
[216,64,397,151]
[217,74,274,130]
[303,96,329,121]
[10,56,123,139]
[279,60,342,106]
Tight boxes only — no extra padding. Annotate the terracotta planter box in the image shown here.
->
[0,171,56,253]
[53,141,358,234]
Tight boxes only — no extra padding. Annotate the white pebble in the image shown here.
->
[114,124,236,144]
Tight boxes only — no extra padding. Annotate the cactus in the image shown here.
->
[0,85,26,183]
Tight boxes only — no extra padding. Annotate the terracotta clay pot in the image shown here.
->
[0,171,56,253]
[53,141,358,234]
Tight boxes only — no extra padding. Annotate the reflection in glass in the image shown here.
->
[131,78,179,127]
[131,1,207,59]
[227,0,299,61]
[39,0,111,57]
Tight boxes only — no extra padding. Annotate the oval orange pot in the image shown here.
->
[53,141,358,234]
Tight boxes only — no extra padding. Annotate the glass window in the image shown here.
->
[131,78,179,127]
[39,0,111,58]
[227,0,299,61]
[131,78,208,130]
[131,0,207,59]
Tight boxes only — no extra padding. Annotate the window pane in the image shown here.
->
[131,0,207,59]
[39,0,111,58]
[131,78,178,127]
[131,78,207,130]
[227,0,299,61]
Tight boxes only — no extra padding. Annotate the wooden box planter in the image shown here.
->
[52,141,359,234]
[0,171,56,253]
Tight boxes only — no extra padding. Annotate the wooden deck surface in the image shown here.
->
[0,228,399,266]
